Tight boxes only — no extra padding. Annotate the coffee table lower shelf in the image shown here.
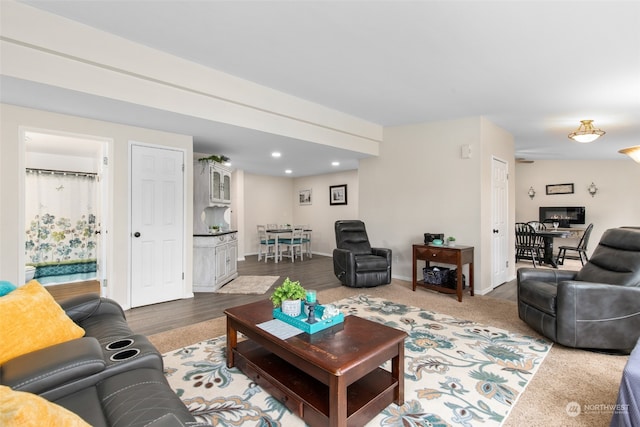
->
[233,340,398,427]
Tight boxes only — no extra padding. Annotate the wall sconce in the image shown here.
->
[588,182,598,197]
[528,187,536,199]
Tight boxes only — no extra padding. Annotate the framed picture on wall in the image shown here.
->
[299,189,312,205]
[546,183,574,195]
[329,184,348,205]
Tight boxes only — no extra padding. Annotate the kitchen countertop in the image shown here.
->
[194,230,237,237]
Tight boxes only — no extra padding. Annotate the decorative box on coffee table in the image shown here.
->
[273,301,344,334]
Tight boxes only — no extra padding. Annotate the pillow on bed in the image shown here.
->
[0,385,90,427]
[0,280,85,365]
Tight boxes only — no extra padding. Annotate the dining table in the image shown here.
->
[266,228,312,263]
[535,229,571,268]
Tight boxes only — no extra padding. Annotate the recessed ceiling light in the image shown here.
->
[285,169,292,174]
[331,161,340,166]
[272,152,281,158]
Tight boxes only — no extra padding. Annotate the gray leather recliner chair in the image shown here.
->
[517,227,640,353]
[333,220,392,288]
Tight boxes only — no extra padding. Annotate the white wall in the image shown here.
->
[243,173,294,254]
[0,104,193,309]
[358,116,514,294]
[242,170,358,257]
[26,152,98,173]
[292,170,359,256]
[515,160,640,256]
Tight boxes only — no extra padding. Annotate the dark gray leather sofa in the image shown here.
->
[517,227,640,353]
[0,293,205,427]
[333,220,392,288]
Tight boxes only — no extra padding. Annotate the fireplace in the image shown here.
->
[539,206,585,227]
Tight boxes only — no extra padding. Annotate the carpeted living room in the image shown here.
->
[2,2,639,426]
[135,254,631,427]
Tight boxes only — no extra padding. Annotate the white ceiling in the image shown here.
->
[5,1,640,175]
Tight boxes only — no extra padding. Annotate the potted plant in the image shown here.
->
[447,236,456,247]
[270,277,306,317]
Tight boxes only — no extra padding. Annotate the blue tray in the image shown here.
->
[273,302,344,334]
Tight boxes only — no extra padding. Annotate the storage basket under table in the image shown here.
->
[423,266,451,285]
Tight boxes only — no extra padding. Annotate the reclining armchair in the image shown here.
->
[333,220,392,288]
[517,227,640,353]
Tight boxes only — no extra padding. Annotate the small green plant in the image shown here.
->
[270,277,306,308]
[198,154,230,164]
[447,236,456,242]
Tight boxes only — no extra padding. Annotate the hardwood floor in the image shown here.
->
[125,254,582,336]
[126,255,344,335]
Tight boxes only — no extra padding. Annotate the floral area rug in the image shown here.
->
[162,295,552,426]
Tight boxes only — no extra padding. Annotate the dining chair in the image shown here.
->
[295,224,312,259]
[527,221,546,231]
[527,221,546,256]
[266,223,278,231]
[556,223,594,266]
[279,228,305,262]
[515,222,541,267]
[257,225,276,262]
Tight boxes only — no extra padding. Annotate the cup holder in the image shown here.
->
[105,338,135,351]
[110,348,140,362]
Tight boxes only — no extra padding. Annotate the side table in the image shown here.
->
[412,244,474,302]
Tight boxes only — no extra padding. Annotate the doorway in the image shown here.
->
[23,130,109,296]
[491,156,509,288]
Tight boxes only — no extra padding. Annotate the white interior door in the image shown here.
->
[130,144,184,307]
[491,157,509,288]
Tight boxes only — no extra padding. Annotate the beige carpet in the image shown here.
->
[149,279,628,427]
[215,275,279,294]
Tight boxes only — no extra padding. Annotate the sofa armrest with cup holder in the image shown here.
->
[0,284,204,426]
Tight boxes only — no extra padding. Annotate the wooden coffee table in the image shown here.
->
[225,300,407,427]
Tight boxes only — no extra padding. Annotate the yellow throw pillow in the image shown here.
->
[0,280,85,365]
[0,385,91,427]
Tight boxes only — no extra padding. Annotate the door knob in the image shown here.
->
[133,232,141,238]
[493,229,499,234]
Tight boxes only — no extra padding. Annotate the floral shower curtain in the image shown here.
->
[25,170,99,284]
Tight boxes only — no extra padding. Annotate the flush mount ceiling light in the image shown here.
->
[568,120,606,143]
[619,146,640,164]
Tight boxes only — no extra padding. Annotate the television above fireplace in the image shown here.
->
[539,206,585,227]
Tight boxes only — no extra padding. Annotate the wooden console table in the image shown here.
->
[412,244,474,302]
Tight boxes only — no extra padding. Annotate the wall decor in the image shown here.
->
[329,184,348,205]
[546,183,574,195]
[299,189,312,205]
